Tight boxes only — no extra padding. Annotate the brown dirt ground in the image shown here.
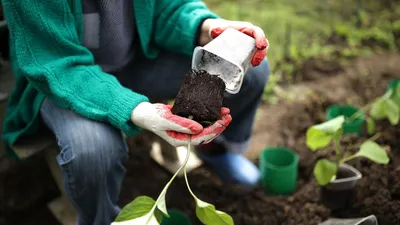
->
[120,53,400,225]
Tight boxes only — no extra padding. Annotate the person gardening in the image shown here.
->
[1,0,270,224]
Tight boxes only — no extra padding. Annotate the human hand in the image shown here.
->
[199,18,269,66]
[131,102,232,147]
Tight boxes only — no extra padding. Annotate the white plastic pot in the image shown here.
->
[319,215,378,225]
[191,28,257,94]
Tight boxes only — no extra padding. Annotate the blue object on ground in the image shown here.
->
[195,150,261,189]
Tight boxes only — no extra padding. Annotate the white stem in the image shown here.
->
[184,135,197,198]
[151,135,192,211]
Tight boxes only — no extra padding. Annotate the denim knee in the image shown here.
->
[246,58,270,94]
[56,120,128,186]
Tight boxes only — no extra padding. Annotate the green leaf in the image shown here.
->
[356,141,390,164]
[384,99,400,125]
[114,196,155,222]
[366,117,375,135]
[112,196,163,225]
[306,116,344,151]
[370,98,386,119]
[113,212,160,225]
[313,159,338,186]
[306,127,332,151]
[195,199,234,225]
[313,116,345,134]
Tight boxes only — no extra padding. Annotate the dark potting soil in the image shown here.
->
[171,70,226,123]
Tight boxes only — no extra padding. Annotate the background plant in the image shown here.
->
[344,80,400,135]
[306,116,390,185]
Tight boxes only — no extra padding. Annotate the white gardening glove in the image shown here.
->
[131,102,232,147]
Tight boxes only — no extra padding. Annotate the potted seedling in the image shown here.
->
[327,80,400,137]
[366,81,400,128]
[111,28,258,225]
[306,116,390,210]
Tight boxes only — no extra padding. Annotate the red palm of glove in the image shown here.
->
[210,22,269,67]
[165,107,232,145]
[131,102,232,147]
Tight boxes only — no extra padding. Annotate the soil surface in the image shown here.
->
[1,53,400,225]
[171,70,226,123]
[124,53,400,225]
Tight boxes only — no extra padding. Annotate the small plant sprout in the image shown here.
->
[111,134,234,225]
[346,83,400,135]
[306,116,390,186]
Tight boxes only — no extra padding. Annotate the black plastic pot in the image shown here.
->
[320,163,362,211]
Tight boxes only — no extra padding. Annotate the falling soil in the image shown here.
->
[171,70,226,123]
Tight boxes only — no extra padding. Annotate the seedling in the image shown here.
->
[306,115,390,186]
[344,83,400,135]
[111,136,234,225]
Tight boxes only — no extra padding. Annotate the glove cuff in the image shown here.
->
[130,101,153,125]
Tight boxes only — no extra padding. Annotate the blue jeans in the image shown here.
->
[40,51,270,225]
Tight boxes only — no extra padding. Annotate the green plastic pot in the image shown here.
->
[259,147,299,195]
[387,79,399,96]
[326,105,365,135]
[161,209,191,225]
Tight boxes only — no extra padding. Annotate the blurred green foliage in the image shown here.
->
[204,0,400,103]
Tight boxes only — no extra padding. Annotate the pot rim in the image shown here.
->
[329,163,362,184]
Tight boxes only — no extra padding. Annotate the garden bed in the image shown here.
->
[120,53,400,225]
[1,54,400,225]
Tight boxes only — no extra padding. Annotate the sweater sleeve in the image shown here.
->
[153,0,220,56]
[2,0,149,137]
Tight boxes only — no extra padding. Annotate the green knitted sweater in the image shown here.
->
[1,0,218,159]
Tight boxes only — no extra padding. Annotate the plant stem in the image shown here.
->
[184,135,197,199]
[368,132,382,142]
[334,137,341,167]
[184,116,197,197]
[346,132,382,151]
[347,103,371,122]
[340,132,382,164]
[340,153,359,164]
[147,131,193,217]
[348,89,394,122]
